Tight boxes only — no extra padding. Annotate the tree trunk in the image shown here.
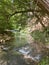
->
[35,0,49,14]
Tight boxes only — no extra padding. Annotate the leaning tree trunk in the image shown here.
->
[35,0,49,14]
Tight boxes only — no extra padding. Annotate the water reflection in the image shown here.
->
[0,31,30,65]
[18,45,42,62]
[0,44,42,65]
[0,31,43,65]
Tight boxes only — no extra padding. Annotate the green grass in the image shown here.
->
[38,56,49,65]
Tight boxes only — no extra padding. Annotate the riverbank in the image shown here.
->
[0,33,14,45]
[0,32,49,65]
[0,32,49,54]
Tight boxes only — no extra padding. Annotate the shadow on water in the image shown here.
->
[0,31,31,65]
[0,30,43,65]
[0,44,42,65]
[0,50,34,65]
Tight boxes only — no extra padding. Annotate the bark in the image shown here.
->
[35,0,49,14]
[11,0,49,17]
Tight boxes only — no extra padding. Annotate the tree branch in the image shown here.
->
[10,9,41,17]
[10,9,46,29]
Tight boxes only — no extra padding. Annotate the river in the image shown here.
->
[0,30,43,65]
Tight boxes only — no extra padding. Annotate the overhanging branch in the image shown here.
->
[10,9,42,17]
[10,9,46,29]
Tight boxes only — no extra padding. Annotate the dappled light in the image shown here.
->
[0,0,49,65]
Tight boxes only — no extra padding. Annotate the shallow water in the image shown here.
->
[0,31,43,65]
[18,45,42,62]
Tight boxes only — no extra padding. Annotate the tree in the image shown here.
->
[0,0,49,42]
[34,0,49,13]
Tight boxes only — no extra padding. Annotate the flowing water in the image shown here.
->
[0,30,43,65]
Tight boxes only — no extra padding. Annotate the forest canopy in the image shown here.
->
[0,0,49,43]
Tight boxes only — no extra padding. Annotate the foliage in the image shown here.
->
[31,30,49,44]
[0,0,49,31]
[38,56,49,65]
[0,0,49,65]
